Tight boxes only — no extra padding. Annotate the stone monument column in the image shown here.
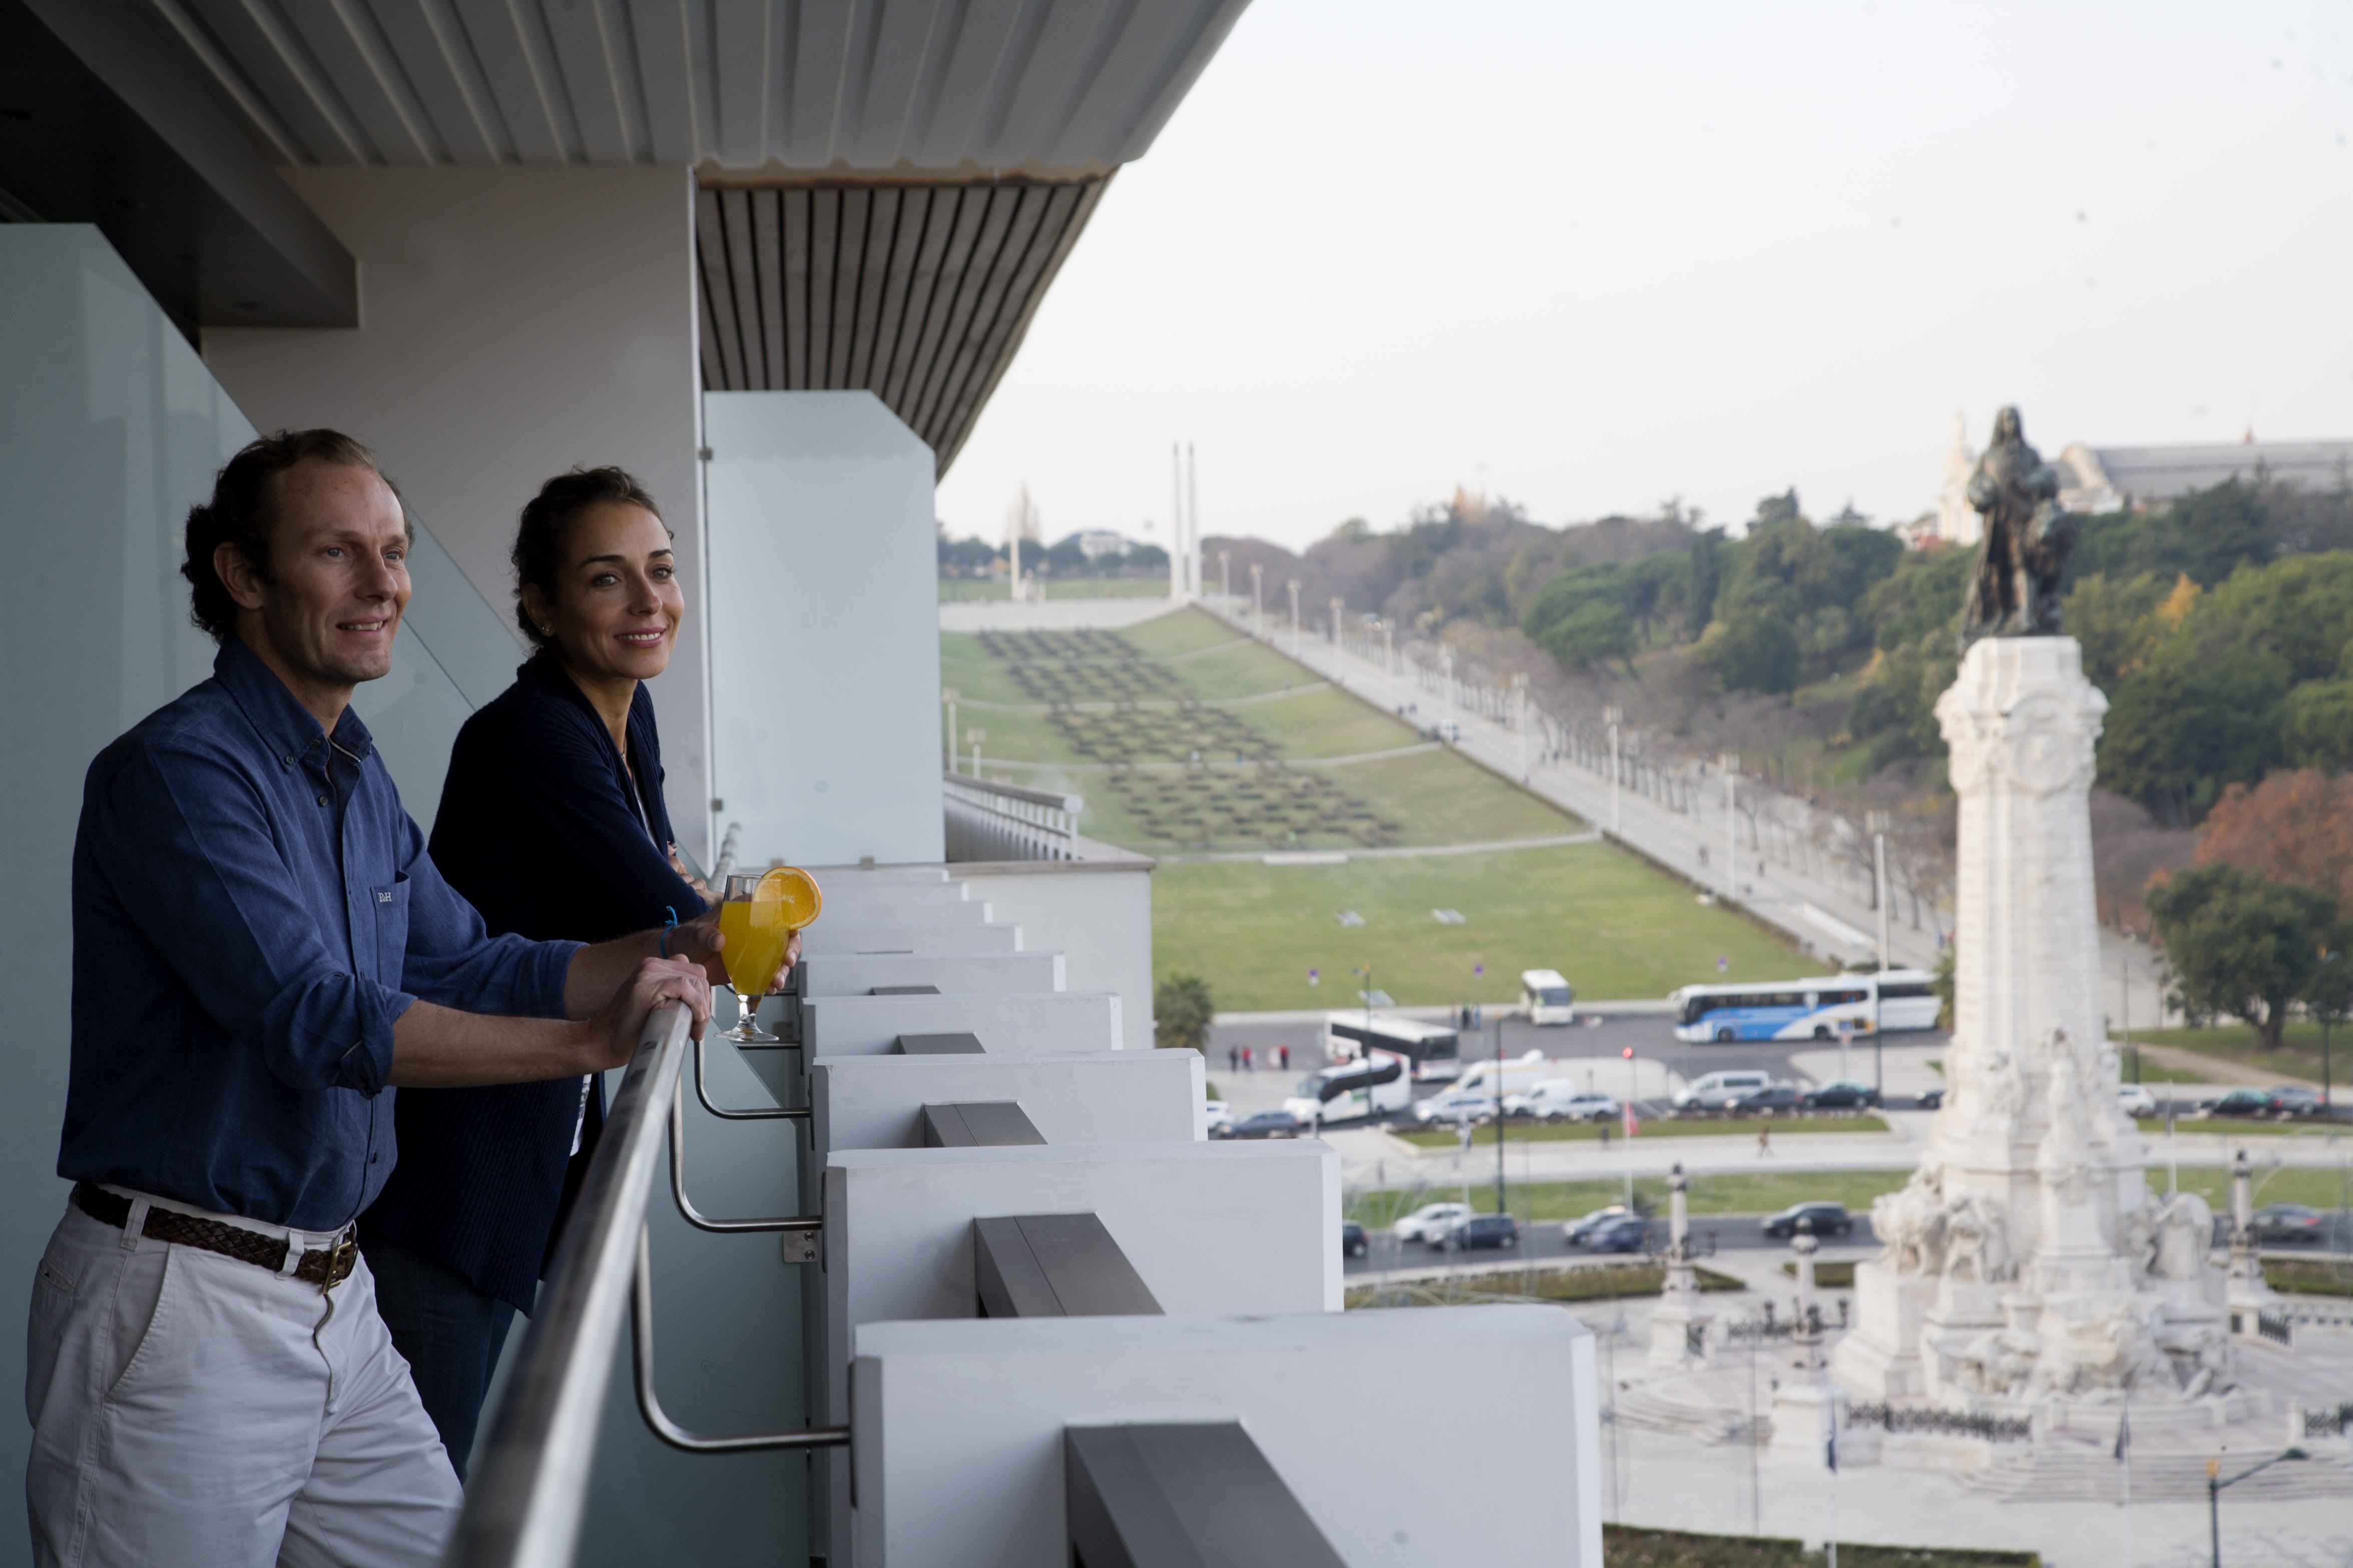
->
[1648,1162,1714,1365]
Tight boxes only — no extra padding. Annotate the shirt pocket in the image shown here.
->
[370,876,412,988]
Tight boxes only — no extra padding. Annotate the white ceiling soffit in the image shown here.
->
[150,0,1250,177]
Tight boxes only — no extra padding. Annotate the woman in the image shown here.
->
[360,466,724,1474]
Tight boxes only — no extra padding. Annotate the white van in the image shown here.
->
[1448,1050,1554,1100]
[1520,969,1576,1026]
[1673,1069,1770,1112]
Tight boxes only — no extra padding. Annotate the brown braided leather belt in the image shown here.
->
[73,1182,358,1289]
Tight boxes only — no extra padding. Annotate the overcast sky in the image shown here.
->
[933,0,2353,553]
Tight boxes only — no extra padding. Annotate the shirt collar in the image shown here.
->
[214,636,378,768]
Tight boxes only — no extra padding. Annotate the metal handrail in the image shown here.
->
[445,1003,693,1568]
[694,1033,809,1122]
[630,1225,850,1454]
[669,1091,822,1236]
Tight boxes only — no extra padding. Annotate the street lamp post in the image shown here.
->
[1330,596,1344,649]
[1218,549,1230,603]
[968,726,986,779]
[1720,752,1739,901]
[2207,1449,2308,1567]
[1250,562,1264,635]
[1514,675,1529,781]
[1604,706,1623,835]
[942,687,959,769]
[1287,579,1302,656]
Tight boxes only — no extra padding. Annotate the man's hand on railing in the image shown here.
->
[582,956,711,1069]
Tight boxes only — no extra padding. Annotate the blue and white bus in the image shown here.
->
[1671,969,1940,1043]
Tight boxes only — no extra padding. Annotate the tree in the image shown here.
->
[1700,610,1800,695]
[2145,864,2336,1049]
[2282,677,2353,772]
[2097,625,2291,824]
[1537,600,1636,672]
[2194,770,2353,911]
[1154,971,1214,1052]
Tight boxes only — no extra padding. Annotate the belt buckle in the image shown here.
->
[322,1234,358,1291]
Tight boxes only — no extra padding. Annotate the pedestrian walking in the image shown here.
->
[1243,1045,1255,1072]
[1229,1044,1239,1074]
[1757,1125,1773,1158]
[1278,1044,1290,1071]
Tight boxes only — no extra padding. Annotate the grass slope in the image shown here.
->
[2129,1021,2347,1087]
[1154,844,1803,1010]
[942,608,1807,1007]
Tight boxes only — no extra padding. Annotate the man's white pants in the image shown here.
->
[25,1199,463,1567]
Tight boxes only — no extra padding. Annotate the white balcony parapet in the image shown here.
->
[849,1308,1600,1567]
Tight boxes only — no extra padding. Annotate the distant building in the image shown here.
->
[2052,438,2353,513]
[1935,414,1981,546]
[1931,417,2353,544]
[1059,529,1137,561]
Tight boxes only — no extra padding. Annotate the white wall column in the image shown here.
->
[203,165,712,861]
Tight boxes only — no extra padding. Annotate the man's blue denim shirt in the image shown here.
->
[60,639,582,1231]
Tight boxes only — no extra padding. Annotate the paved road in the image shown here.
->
[1206,1012,1947,1118]
[1344,1208,1878,1279]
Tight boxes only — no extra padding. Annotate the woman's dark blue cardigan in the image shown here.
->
[363,654,706,1314]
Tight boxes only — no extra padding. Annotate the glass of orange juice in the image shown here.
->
[717,867,821,1042]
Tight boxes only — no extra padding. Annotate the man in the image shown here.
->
[27,430,735,1567]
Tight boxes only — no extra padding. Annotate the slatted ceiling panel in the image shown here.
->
[152,0,1245,173]
[696,175,1109,472]
[784,188,812,389]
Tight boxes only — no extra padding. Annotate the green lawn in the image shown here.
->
[1347,1263,1744,1310]
[2134,1115,2348,1136]
[942,608,1808,1006]
[2129,1020,2350,1087]
[1394,1114,1890,1148]
[2267,1259,2353,1296]
[1155,843,1803,1010]
[1603,1524,2038,1568]
[1120,608,1242,656]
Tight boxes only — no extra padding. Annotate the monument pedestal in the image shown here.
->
[1832,1261,1929,1399]
[1830,635,2245,1411]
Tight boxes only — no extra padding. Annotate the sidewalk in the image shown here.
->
[1201,599,2175,1032]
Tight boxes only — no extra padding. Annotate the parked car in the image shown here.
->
[1413,1090,1498,1126]
[1394,1202,1473,1243]
[1433,1213,1520,1252]
[1584,1215,1651,1254]
[1674,1070,1771,1113]
[1735,1085,1803,1116]
[1762,1202,1854,1240]
[1915,1087,1945,1110]
[1799,1079,1879,1111]
[1229,1109,1301,1140]
[1205,1100,1234,1137]
[1505,1082,1619,1122]
[2270,1086,2325,1119]
[2249,1204,2329,1245]
[2116,1084,2157,1119]
[1563,1204,1635,1246]
[1341,1221,1369,1259]
[2205,1088,2287,1119]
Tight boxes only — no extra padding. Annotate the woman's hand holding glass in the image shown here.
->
[677,868,821,1043]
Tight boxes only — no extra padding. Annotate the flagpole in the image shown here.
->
[2117,1403,2132,1568]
